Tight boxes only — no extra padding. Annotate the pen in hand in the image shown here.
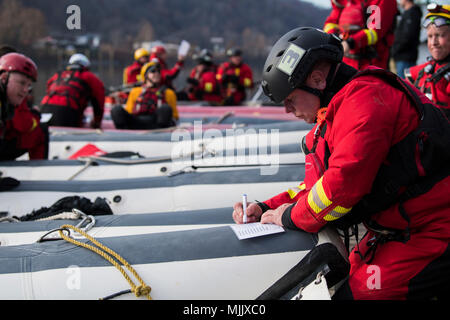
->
[242,194,248,224]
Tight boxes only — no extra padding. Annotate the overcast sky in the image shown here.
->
[300,0,332,9]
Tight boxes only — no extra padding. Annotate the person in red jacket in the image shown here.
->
[0,52,48,160]
[233,27,450,300]
[323,0,398,70]
[150,45,184,90]
[405,4,449,115]
[216,48,254,105]
[40,53,105,128]
[184,49,222,105]
[123,48,150,85]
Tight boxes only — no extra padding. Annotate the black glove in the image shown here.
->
[223,74,239,84]
[187,77,199,86]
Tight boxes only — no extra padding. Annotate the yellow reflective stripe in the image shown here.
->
[308,177,331,214]
[307,177,352,222]
[243,78,252,88]
[371,29,378,44]
[28,118,38,132]
[323,205,352,221]
[364,29,378,46]
[324,23,339,33]
[287,183,306,199]
[308,191,323,214]
[315,177,332,207]
[204,82,213,92]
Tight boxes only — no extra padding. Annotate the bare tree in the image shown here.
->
[0,0,47,46]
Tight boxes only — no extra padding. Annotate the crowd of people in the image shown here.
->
[1,1,450,300]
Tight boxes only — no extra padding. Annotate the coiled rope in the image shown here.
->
[58,224,151,300]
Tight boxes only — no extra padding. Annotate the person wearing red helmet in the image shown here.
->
[233,27,450,299]
[216,48,254,105]
[0,52,48,162]
[150,45,185,89]
[40,53,105,128]
[405,4,450,115]
[323,0,398,70]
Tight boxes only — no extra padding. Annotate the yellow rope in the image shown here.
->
[58,224,152,300]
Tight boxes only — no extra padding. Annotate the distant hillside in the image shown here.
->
[25,0,329,53]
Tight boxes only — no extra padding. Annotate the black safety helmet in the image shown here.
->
[198,49,213,64]
[262,27,343,103]
[226,48,242,57]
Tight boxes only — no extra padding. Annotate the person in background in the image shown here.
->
[233,27,450,300]
[40,53,105,128]
[0,45,35,109]
[182,49,222,105]
[111,60,178,130]
[323,0,398,70]
[123,48,150,85]
[150,45,185,90]
[0,52,48,161]
[216,48,253,105]
[405,3,449,114]
[391,0,422,78]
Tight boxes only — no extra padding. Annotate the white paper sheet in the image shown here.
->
[178,40,190,57]
[230,222,285,240]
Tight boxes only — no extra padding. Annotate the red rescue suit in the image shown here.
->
[187,65,222,104]
[405,59,450,115]
[216,61,253,105]
[123,61,144,85]
[262,68,450,299]
[324,0,398,70]
[0,100,48,160]
[40,67,105,128]
[150,54,184,89]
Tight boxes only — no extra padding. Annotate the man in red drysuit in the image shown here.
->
[0,52,48,160]
[405,4,450,115]
[123,48,150,85]
[216,48,254,105]
[233,27,450,300]
[150,45,184,90]
[323,0,398,70]
[185,49,222,104]
[40,53,105,128]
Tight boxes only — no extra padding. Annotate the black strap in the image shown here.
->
[428,62,450,83]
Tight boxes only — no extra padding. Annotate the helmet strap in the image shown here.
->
[296,84,323,98]
[321,63,358,107]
